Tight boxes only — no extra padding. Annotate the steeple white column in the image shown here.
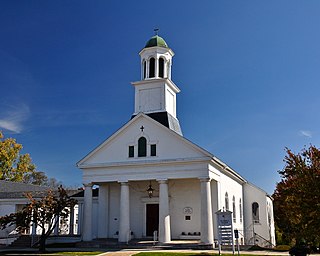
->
[83,183,93,241]
[200,178,214,245]
[146,60,150,78]
[98,184,109,238]
[119,182,130,242]
[168,61,172,79]
[155,57,159,78]
[158,179,171,243]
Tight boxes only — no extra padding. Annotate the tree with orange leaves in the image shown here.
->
[273,145,320,247]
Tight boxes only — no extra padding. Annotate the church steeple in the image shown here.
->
[131,33,182,135]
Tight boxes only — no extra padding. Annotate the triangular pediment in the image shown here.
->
[77,113,212,168]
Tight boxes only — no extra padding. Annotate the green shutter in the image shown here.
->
[150,144,156,156]
[128,146,134,158]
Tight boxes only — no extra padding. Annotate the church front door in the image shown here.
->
[146,204,159,237]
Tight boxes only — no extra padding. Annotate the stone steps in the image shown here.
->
[77,239,213,250]
[8,235,32,248]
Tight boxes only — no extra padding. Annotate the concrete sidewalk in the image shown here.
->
[98,249,293,256]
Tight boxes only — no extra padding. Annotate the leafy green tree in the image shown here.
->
[273,145,320,246]
[0,186,77,252]
[0,131,36,181]
[0,131,53,186]
[23,171,48,186]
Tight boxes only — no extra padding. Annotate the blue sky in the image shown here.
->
[1,1,319,194]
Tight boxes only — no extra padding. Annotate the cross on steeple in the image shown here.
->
[140,126,144,132]
[154,28,159,36]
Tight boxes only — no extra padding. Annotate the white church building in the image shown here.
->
[77,34,276,248]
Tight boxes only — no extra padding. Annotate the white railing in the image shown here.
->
[153,230,158,245]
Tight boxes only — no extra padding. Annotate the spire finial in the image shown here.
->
[154,28,159,36]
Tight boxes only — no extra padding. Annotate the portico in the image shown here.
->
[81,176,217,245]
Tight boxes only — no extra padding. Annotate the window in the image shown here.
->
[138,137,147,157]
[128,145,134,158]
[149,57,155,78]
[232,196,236,222]
[143,60,146,79]
[239,199,243,223]
[252,202,260,223]
[225,192,229,210]
[159,58,164,78]
[150,144,156,156]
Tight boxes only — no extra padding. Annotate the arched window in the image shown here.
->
[239,199,243,223]
[225,192,229,210]
[143,60,146,79]
[159,58,164,78]
[149,57,155,78]
[252,202,260,223]
[138,137,147,157]
[232,196,236,222]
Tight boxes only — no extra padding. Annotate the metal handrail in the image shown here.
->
[254,232,275,248]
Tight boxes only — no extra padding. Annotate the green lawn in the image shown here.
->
[136,253,285,256]
[57,252,103,255]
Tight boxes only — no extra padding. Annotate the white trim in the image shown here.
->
[131,78,180,93]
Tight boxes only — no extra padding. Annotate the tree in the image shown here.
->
[0,131,50,186]
[0,186,77,252]
[273,145,320,246]
[23,171,48,186]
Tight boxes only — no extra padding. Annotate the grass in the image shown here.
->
[55,252,103,255]
[136,253,286,256]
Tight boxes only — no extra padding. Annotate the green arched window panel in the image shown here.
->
[138,137,147,157]
[159,58,164,78]
[149,57,155,78]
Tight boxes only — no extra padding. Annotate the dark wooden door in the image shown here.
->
[146,204,159,236]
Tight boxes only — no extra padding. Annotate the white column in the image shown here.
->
[158,179,171,243]
[200,178,214,245]
[83,183,93,241]
[141,61,144,80]
[31,220,37,235]
[168,61,172,79]
[98,184,109,238]
[77,203,83,235]
[54,215,59,236]
[118,182,130,243]
[146,60,150,78]
[69,206,75,235]
[164,60,168,78]
[155,57,159,78]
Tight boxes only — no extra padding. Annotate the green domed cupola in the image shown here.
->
[145,35,168,48]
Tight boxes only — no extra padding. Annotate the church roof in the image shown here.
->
[0,180,49,199]
[77,113,246,183]
[0,180,77,199]
[145,35,168,48]
[131,111,182,136]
